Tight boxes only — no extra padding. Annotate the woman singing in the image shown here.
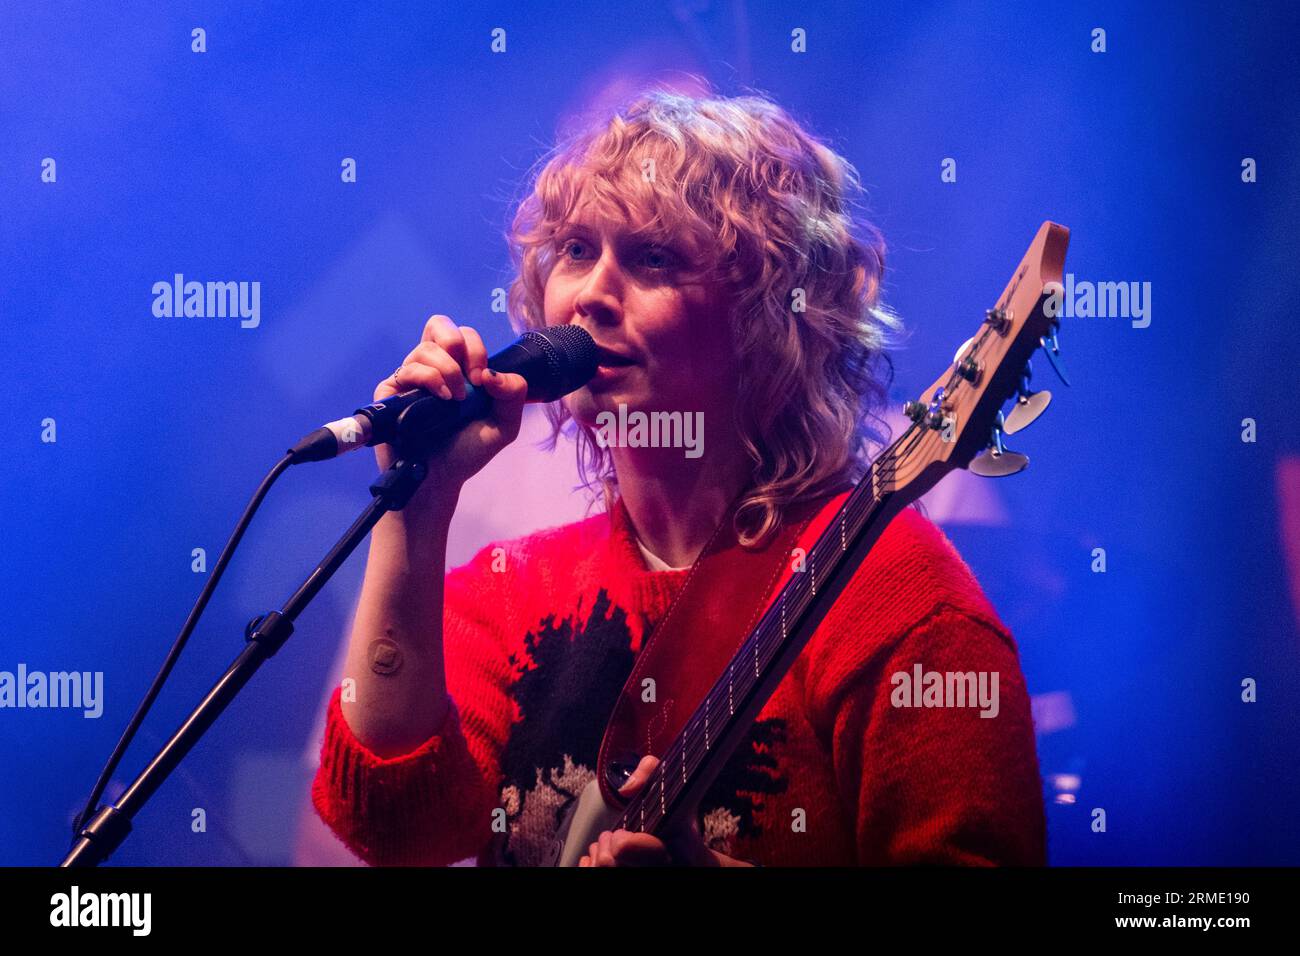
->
[311,88,1047,867]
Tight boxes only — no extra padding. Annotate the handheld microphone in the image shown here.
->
[288,325,597,464]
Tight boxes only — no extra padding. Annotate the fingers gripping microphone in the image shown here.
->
[288,326,597,464]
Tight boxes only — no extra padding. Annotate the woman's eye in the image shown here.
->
[555,238,679,271]
[559,239,588,260]
[642,247,676,269]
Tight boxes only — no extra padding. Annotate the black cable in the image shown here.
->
[69,451,296,848]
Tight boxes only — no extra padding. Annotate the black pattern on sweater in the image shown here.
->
[492,587,785,865]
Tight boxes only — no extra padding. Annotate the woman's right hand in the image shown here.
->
[373,314,529,517]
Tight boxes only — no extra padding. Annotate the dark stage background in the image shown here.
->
[2,0,1298,865]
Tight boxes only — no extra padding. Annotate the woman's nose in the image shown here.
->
[574,252,624,325]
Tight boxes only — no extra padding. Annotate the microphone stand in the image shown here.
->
[61,398,448,867]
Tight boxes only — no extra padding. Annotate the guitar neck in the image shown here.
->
[612,220,1068,843]
[615,423,942,838]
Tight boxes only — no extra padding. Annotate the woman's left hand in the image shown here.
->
[578,755,744,867]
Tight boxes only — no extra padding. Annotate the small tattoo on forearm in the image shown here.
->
[369,638,404,676]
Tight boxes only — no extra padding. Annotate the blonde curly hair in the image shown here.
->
[505,87,901,547]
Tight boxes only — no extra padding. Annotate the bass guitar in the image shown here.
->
[549,221,1071,866]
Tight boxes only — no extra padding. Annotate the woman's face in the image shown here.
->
[543,203,739,434]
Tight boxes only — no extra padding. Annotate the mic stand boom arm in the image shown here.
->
[62,402,448,867]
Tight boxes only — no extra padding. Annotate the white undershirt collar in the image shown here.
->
[633,535,693,572]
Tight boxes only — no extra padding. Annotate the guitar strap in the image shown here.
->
[595,485,844,806]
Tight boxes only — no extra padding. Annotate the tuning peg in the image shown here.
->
[1003,360,1052,435]
[1040,320,1070,386]
[969,411,1029,477]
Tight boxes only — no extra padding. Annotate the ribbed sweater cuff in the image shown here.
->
[311,685,484,866]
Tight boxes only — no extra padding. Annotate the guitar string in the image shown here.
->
[618,422,923,834]
[623,422,928,833]
[622,477,887,834]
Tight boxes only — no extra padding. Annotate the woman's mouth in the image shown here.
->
[591,363,633,386]
[588,347,637,389]
[594,345,637,368]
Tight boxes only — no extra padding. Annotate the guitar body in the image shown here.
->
[548,778,625,867]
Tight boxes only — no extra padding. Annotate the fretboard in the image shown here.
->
[614,417,938,838]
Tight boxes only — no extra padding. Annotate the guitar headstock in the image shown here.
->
[882,221,1071,503]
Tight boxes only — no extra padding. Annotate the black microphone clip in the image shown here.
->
[287,325,597,465]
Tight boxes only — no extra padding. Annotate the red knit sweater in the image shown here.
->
[311,495,1047,867]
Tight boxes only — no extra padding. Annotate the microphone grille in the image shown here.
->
[522,325,598,398]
